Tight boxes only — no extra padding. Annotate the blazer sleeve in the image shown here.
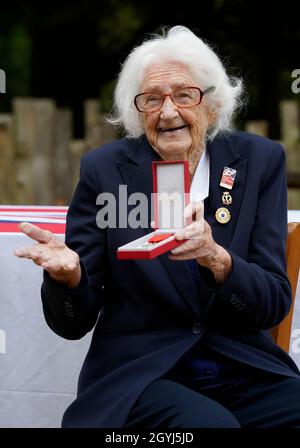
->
[205,143,292,330]
[41,153,106,339]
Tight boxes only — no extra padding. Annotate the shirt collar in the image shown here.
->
[190,147,210,202]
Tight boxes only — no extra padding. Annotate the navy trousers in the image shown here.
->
[124,371,300,428]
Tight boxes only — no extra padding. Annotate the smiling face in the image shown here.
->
[140,61,215,164]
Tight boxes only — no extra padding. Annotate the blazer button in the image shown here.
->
[192,322,202,334]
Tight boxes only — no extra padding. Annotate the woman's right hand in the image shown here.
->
[14,222,81,288]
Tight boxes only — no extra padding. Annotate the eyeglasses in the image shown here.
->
[134,86,215,113]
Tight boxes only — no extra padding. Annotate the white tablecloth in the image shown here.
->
[0,233,91,428]
[0,207,91,428]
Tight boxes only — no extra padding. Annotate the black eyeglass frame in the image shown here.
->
[134,86,215,113]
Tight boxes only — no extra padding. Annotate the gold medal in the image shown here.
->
[215,207,231,224]
[222,191,232,205]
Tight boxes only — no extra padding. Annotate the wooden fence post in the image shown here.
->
[0,114,16,203]
[13,98,56,205]
[280,100,300,142]
[245,120,269,137]
[69,139,87,197]
[279,100,300,209]
[84,99,117,150]
[54,109,73,204]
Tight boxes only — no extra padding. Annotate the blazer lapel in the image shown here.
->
[205,134,248,249]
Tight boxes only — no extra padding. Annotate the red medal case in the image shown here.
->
[117,160,190,260]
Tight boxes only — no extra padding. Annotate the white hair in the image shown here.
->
[107,25,244,141]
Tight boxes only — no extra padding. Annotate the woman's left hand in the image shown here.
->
[169,201,232,283]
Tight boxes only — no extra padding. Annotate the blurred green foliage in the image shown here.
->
[98,1,143,54]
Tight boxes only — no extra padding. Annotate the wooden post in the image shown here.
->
[84,99,103,150]
[13,98,56,205]
[279,100,300,210]
[245,120,269,137]
[279,100,300,174]
[0,114,16,203]
[69,139,87,196]
[280,100,300,142]
[84,99,117,150]
[100,116,118,144]
[54,109,73,205]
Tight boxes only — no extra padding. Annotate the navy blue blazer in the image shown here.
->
[41,131,300,428]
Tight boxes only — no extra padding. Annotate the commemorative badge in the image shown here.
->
[220,167,236,190]
[222,191,232,205]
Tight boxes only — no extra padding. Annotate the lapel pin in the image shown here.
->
[215,207,231,224]
[220,167,236,190]
[222,191,232,205]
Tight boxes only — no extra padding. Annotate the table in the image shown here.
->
[0,207,91,428]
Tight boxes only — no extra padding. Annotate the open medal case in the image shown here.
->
[117,160,190,260]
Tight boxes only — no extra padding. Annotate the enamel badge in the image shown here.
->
[222,191,232,205]
[215,207,231,224]
[220,167,236,190]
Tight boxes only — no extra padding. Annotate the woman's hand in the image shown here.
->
[14,222,81,288]
[169,201,232,284]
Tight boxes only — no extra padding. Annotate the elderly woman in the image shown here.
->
[15,25,300,428]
